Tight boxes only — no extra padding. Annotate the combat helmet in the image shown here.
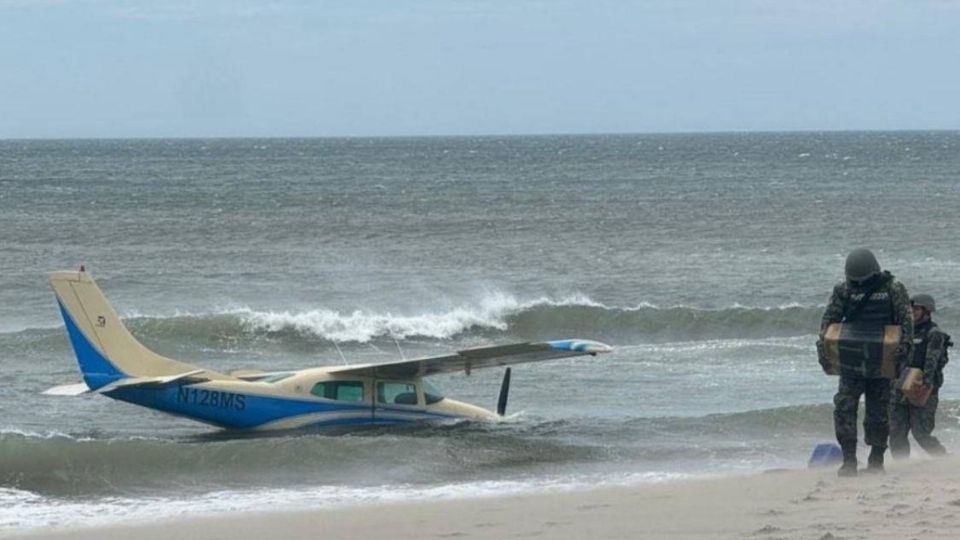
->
[844,248,881,283]
[911,293,936,313]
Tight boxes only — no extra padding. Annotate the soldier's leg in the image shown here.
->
[888,396,912,460]
[912,390,947,456]
[863,378,890,472]
[834,376,864,476]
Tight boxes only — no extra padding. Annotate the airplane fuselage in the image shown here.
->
[104,372,496,430]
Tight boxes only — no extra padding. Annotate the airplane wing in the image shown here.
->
[326,339,613,379]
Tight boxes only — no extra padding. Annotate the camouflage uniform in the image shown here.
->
[820,271,913,453]
[889,320,950,458]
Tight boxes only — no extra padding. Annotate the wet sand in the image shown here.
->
[11,455,960,540]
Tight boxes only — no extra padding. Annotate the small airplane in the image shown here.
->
[45,268,613,431]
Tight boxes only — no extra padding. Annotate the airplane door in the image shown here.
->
[306,379,374,425]
[372,380,423,423]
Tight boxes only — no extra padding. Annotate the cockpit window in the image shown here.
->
[262,372,294,383]
[422,380,445,405]
[376,382,419,406]
[311,381,365,402]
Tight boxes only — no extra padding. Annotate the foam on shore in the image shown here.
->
[9,456,960,540]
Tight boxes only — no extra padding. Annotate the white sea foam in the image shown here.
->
[229,292,606,343]
[622,335,817,354]
[222,294,822,343]
[0,428,88,440]
[0,472,696,535]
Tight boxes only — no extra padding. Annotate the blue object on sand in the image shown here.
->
[808,442,843,468]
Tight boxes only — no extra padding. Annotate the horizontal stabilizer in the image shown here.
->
[43,382,92,396]
[97,369,209,393]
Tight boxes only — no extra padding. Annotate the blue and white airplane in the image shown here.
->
[45,269,613,431]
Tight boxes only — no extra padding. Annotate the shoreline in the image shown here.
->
[11,456,960,540]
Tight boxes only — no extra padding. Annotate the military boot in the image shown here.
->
[837,443,858,477]
[864,446,885,474]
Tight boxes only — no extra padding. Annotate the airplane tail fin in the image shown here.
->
[50,269,220,390]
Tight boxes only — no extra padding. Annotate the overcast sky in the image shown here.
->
[1,0,958,138]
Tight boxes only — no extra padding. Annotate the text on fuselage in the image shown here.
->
[176,387,246,410]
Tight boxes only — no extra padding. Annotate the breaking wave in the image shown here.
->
[141,297,826,344]
[231,293,612,342]
[1,294,834,349]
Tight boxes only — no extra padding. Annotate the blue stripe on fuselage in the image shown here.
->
[57,300,126,390]
[105,385,457,430]
[106,385,372,429]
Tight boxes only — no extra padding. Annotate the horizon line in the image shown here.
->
[2,127,960,142]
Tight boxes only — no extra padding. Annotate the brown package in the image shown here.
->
[821,323,900,378]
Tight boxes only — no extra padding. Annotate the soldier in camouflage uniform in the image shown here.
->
[818,248,913,477]
[889,294,951,458]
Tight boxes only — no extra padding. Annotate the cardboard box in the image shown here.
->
[822,322,900,378]
[897,367,933,406]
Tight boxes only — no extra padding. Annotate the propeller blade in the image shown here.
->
[496,367,511,416]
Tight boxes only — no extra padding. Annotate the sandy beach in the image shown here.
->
[10,455,960,540]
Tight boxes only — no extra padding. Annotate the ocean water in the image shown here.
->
[2,132,960,533]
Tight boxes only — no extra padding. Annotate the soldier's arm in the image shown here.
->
[891,281,914,361]
[820,284,845,335]
[923,330,948,386]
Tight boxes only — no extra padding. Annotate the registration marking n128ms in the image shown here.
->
[177,387,247,411]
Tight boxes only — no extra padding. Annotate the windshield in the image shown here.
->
[423,380,445,404]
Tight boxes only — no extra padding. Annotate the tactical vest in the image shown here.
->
[912,321,932,369]
[845,289,894,326]
[913,321,950,388]
[837,281,896,378]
